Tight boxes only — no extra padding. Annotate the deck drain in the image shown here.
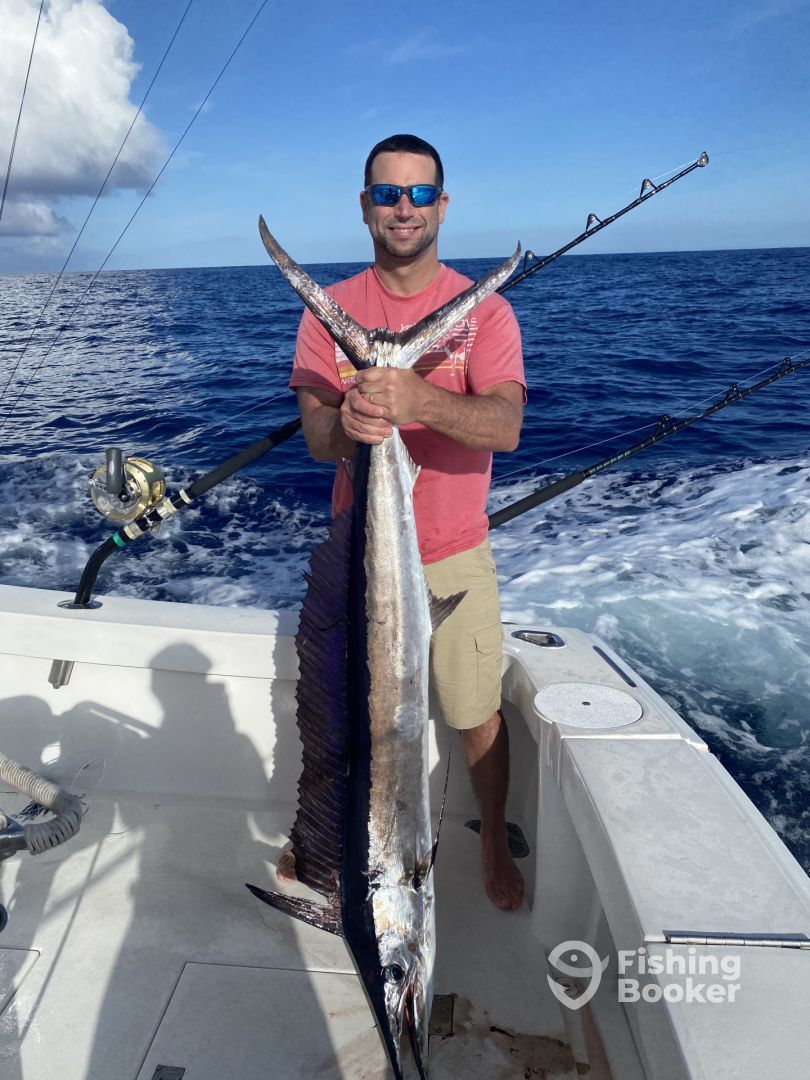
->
[464,820,530,859]
[151,1068,185,1080]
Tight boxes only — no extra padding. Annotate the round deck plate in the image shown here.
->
[533,682,642,729]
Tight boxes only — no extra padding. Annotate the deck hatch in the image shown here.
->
[151,1068,185,1080]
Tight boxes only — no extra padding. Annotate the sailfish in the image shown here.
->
[247,217,520,1078]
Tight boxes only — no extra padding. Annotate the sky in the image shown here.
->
[0,0,808,272]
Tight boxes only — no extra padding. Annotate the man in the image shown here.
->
[286,133,526,911]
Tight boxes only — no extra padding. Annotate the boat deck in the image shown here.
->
[0,791,577,1080]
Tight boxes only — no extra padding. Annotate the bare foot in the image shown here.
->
[276,846,298,883]
[481,828,524,910]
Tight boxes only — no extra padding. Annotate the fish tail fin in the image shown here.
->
[393,245,521,369]
[427,588,466,633]
[245,882,344,937]
[258,216,373,368]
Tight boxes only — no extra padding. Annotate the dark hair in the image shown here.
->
[364,134,444,189]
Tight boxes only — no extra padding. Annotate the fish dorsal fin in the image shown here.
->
[393,244,521,370]
[259,216,374,368]
[427,587,466,633]
[287,509,353,897]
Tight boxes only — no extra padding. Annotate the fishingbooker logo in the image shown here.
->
[547,941,609,1010]
[548,940,743,1010]
[618,946,741,1004]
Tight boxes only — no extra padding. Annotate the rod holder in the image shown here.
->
[48,659,75,689]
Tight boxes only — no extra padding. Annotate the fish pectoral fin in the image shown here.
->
[427,588,467,633]
[245,882,344,937]
[393,244,521,370]
[258,216,373,368]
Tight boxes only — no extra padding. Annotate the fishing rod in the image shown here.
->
[497,152,709,294]
[488,355,809,530]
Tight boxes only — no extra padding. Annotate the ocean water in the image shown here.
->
[1,247,808,869]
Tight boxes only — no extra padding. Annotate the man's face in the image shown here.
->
[361,151,448,263]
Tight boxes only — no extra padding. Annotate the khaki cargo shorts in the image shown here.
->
[423,538,504,730]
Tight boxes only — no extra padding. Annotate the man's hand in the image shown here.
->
[354,368,428,427]
[296,385,391,461]
[340,386,393,445]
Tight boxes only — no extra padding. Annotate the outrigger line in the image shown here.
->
[488,354,810,529]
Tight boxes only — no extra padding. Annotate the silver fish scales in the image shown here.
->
[248,218,519,1078]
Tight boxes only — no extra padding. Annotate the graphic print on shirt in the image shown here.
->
[334,317,478,388]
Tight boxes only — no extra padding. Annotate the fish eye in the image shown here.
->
[384,963,406,984]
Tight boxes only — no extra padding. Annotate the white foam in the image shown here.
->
[490,455,810,849]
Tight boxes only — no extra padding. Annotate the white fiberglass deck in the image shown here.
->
[0,796,573,1079]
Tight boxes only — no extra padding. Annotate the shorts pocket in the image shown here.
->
[474,622,504,703]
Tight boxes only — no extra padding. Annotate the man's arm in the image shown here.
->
[352,368,524,452]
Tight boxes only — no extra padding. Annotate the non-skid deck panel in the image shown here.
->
[0,795,569,1080]
[136,962,580,1080]
[136,963,390,1080]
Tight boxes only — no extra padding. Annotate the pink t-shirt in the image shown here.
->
[289,264,525,564]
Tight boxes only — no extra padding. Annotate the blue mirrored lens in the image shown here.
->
[368,185,439,207]
[371,185,402,205]
[410,185,438,206]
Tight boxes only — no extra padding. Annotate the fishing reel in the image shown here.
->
[89,447,166,524]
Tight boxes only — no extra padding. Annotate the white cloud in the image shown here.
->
[0,198,72,237]
[0,0,165,237]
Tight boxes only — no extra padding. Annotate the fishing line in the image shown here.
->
[0,0,196,407]
[616,156,700,201]
[0,0,271,434]
[0,0,45,224]
[161,389,296,453]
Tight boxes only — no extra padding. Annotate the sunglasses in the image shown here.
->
[365,183,442,207]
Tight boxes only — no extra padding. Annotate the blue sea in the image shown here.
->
[1,247,808,870]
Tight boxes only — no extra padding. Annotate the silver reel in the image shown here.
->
[89,447,165,524]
